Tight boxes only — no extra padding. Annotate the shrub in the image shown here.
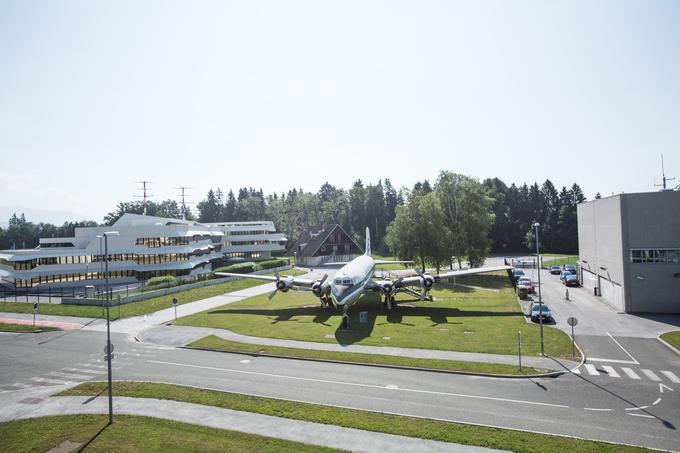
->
[146,275,177,287]
[213,262,257,274]
[255,258,289,270]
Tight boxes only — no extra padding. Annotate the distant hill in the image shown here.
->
[0,206,92,228]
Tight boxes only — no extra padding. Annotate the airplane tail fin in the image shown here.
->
[365,226,371,256]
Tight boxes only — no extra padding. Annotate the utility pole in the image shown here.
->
[175,186,193,220]
[134,181,153,215]
[654,154,675,191]
[533,222,544,356]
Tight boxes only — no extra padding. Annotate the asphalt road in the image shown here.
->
[1,327,679,451]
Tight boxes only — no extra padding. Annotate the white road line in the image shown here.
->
[621,367,640,380]
[652,398,661,406]
[583,408,613,411]
[12,383,32,389]
[588,357,638,364]
[625,405,649,411]
[641,369,661,382]
[147,359,569,409]
[62,368,106,375]
[47,371,92,381]
[76,363,107,369]
[606,332,639,364]
[571,368,581,374]
[30,377,70,385]
[601,366,620,378]
[584,364,600,376]
[660,370,680,384]
[628,413,655,419]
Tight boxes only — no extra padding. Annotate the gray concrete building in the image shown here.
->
[577,191,680,313]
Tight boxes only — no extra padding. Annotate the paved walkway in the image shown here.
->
[0,317,84,331]
[140,324,577,371]
[0,386,506,453]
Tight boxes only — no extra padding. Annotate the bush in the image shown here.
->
[213,262,257,274]
[255,258,289,270]
[146,275,177,287]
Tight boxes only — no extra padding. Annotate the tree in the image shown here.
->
[196,189,220,223]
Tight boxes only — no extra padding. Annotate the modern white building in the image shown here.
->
[0,214,286,290]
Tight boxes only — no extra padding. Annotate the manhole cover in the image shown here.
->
[19,397,44,405]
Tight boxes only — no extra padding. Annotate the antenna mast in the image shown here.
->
[175,186,194,220]
[654,154,675,191]
[134,181,153,215]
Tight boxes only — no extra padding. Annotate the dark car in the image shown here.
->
[559,270,571,282]
[512,268,525,282]
[563,273,579,287]
[563,264,577,275]
[549,265,561,275]
[530,302,553,322]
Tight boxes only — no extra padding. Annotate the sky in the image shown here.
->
[1,0,679,223]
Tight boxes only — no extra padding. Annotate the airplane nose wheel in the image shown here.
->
[341,304,350,330]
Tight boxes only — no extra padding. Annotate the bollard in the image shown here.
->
[565,289,570,301]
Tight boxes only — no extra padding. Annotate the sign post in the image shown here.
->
[518,331,522,371]
[173,297,178,321]
[567,317,578,358]
[33,303,38,328]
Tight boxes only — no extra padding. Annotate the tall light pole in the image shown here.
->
[533,222,544,356]
[97,231,119,425]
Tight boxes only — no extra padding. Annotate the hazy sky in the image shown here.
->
[1,0,679,222]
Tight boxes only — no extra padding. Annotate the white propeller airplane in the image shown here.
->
[217,227,512,329]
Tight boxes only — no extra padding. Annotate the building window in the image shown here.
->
[630,248,680,264]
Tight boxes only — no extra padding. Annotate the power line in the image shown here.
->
[175,186,194,219]
[654,154,675,191]
[133,181,153,215]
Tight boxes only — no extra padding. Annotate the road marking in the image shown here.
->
[625,405,649,411]
[583,407,613,411]
[47,371,92,381]
[584,364,600,376]
[239,360,251,364]
[601,366,620,378]
[385,384,399,390]
[660,370,680,384]
[659,383,673,393]
[12,383,32,389]
[588,357,638,364]
[652,398,661,405]
[30,377,70,385]
[76,363,107,369]
[628,413,655,419]
[605,332,639,364]
[641,369,661,381]
[571,368,581,374]
[147,359,569,409]
[621,368,640,380]
[62,368,106,375]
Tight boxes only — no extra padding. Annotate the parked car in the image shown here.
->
[512,268,525,282]
[517,277,535,294]
[559,270,571,282]
[563,273,579,287]
[549,265,562,275]
[530,302,553,322]
[563,264,577,275]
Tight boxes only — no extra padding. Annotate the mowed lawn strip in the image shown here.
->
[0,322,59,332]
[59,382,651,453]
[189,335,542,375]
[660,331,680,352]
[0,414,339,453]
[0,269,304,321]
[178,273,577,360]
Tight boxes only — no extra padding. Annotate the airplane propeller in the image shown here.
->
[268,272,289,300]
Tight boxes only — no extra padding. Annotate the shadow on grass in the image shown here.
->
[78,420,110,450]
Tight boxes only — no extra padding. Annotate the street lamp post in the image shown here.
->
[533,222,544,356]
[97,231,119,425]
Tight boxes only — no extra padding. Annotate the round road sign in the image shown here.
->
[567,317,578,327]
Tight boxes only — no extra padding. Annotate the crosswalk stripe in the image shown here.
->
[63,367,106,375]
[641,369,661,381]
[30,377,70,385]
[601,366,620,378]
[584,364,600,376]
[572,368,581,374]
[47,371,92,381]
[76,363,107,369]
[621,368,640,379]
[12,383,32,389]
[660,371,680,384]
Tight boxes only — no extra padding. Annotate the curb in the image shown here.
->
[657,331,680,358]
[181,345,573,379]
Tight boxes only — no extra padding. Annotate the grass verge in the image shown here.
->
[660,331,680,352]
[0,269,304,321]
[188,335,543,376]
[59,382,651,453]
[0,322,59,332]
[0,414,338,453]
[178,273,577,360]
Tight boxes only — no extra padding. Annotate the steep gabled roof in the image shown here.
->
[286,224,361,257]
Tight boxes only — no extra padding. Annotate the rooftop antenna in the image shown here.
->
[654,154,675,191]
[175,186,194,220]
[134,181,153,215]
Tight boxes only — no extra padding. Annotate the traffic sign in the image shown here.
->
[567,317,578,327]
[104,353,115,361]
[172,297,178,305]
[104,344,114,354]
[33,303,38,313]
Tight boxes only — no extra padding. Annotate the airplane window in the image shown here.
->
[335,278,343,285]
[343,279,352,285]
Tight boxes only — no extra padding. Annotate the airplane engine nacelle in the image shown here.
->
[380,281,394,295]
[421,274,435,289]
[312,282,323,297]
[276,279,291,292]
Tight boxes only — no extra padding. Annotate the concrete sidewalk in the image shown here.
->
[0,386,506,453]
[140,324,577,371]
[0,312,99,328]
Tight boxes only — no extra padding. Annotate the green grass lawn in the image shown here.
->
[541,255,579,268]
[178,273,577,360]
[0,414,338,453]
[189,335,543,375]
[0,269,305,321]
[0,322,59,332]
[660,331,680,352]
[59,382,651,453]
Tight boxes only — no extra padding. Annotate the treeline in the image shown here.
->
[0,214,98,250]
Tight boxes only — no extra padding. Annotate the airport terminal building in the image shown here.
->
[577,191,680,313]
[0,214,286,290]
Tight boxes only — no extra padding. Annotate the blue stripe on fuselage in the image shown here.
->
[331,263,375,306]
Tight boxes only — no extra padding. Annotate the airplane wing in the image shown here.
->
[397,265,513,288]
[215,272,317,287]
[373,260,414,265]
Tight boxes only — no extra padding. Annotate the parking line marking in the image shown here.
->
[601,366,620,378]
[660,370,680,384]
[584,364,600,376]
[147,359,570,409]
[12,383,31,388]
[652,398,661,405]
[30,377,70,385]
[625,405,649,411]
[62,368,106,375]
[628,413,655,419]
[606,332,639,365]
[584,407,613,411]
[588,358,638,364]
[641,369,661,382]
[47,371,92,381]
[621,368,640,380]
[571,368,581,374]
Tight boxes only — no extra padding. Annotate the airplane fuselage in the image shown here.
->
[329,254,376,307]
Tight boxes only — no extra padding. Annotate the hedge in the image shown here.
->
[255,259,289,270]
[213,262,257,274]
[146,275,177,287]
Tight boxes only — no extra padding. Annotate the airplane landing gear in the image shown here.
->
[389,295,397,309]
[340,304,350,330]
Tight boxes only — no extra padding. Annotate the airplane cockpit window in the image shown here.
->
[342,278,352,286]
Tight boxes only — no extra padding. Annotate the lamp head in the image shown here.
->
[533,222,540,228]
